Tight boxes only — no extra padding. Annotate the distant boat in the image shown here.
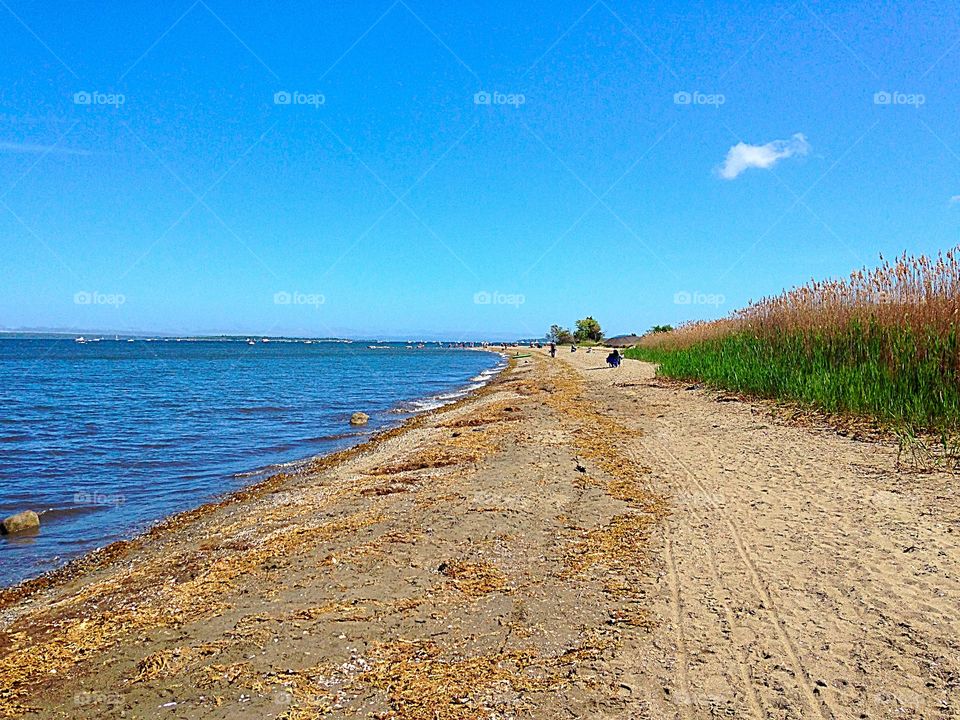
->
[127,339,135,342]
[261,338,270,343]
[246,339,256,345]
[367,345,391,349]
[74,336,87,344]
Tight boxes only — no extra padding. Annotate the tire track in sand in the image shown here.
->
[646,424,833,719]
[634,441,766,718]
[662,528,695,720]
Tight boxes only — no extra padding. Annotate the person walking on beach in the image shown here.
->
[549,342,556,358]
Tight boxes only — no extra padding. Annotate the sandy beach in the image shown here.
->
[2,349,958,719]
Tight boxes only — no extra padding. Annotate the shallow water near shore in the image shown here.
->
[0,338,503,587]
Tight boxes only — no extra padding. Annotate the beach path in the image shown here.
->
[1,350,958,718]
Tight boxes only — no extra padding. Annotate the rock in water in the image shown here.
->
[349,412,369,426]
[2,510,40,535]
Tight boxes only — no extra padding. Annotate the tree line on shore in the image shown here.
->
[547,317,603,344]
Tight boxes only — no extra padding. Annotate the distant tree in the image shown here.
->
[574,316,603,343]
[650,324,674,334]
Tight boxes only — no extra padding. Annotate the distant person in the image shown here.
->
[606,349,621,368]
[571,344,577,353]
[549,342,556,358]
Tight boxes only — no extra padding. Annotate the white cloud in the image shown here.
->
[717,133,810,180]
[0,141,89,156]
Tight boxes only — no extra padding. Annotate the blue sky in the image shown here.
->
[2,1,959,339]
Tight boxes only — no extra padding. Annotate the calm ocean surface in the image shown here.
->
[0,339,503,587]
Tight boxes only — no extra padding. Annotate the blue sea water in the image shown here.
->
[0,338,503,588]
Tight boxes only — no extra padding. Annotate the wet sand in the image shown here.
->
[1,349,958,718]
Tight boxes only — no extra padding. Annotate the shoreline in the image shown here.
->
[0,349,508,607]
[3,349,957,718]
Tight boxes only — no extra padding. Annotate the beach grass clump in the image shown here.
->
[626,249,960,431]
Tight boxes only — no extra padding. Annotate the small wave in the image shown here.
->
[303,431,367,444]
[260,442,298,454]
[393,398,446,413]
[393,393,464,413]
[0,434,30,443]
[232,456,315,479]
[257,430,368,455]
[101,457,193,469]
[38,505,111,522]
[236,406,289,415]
[138,440,177,450]
[392,361,503,414]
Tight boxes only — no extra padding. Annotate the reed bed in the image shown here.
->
[627,249,960,431]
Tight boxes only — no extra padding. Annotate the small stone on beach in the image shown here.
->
[350,412,369,425]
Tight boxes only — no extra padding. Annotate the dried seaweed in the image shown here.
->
[358,641,549,720]
[0,509,383,716]
[440,561,509,598]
